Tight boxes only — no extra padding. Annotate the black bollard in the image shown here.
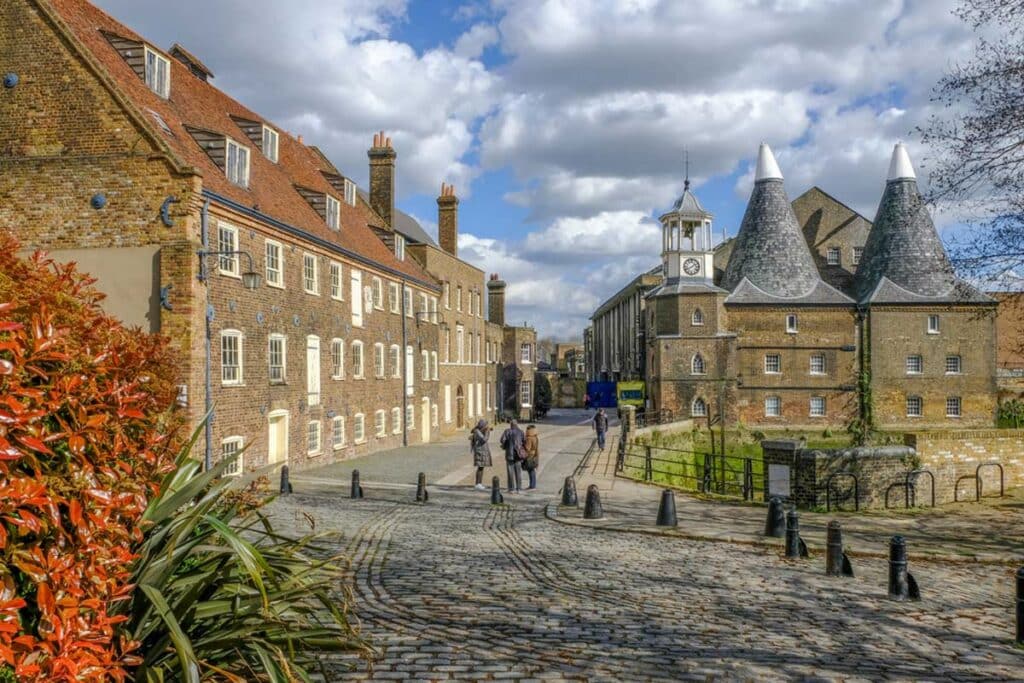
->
[583,484,604,520]
[416,472,429,503]
[490,476,504,505]
[561,476,578,507]
[825,521,854,576]
[351,469,363,499]
[656,489,678,527]
[888,536,920,601]
[764,496,785,538]
[279,465,292,495]
[1016,566,1024,646]
[785,508,802,558]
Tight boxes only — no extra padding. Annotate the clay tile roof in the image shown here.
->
[721,144,832,300]
[43,0,438,289]
[854,144,967,304]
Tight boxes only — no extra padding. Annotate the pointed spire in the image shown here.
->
[683,149,690,191]
[887,142,916,181]
[754,142,783,182]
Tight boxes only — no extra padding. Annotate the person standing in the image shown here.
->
[499,419,525,494]
[593,407,608,450]
[470,419,492,490]
[523,424,540,490]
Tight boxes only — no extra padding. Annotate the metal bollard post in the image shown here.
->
[351,469,363,499]
[561,476,578,507]
[888,536,920,601]
[656,489,678,527]
[1016,566,1024,646]
[583,484,604,520]
[644,446,653,482]
[785,508,802,558]
[825,521,853,576]
[764,496,785,537]
[490,476,504,505]
[279,465,292,495]
[743,459,754,501]
[416,472,429,503]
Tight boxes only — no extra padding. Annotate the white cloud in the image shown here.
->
[522,211,660,261]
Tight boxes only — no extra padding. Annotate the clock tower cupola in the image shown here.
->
[659,166,714,284]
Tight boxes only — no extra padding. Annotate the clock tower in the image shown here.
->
[659,177,714,284]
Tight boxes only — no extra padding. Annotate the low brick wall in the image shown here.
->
[762,440,918,510]
[905,429,1024,504]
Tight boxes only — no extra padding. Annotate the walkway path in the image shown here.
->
[269,410,1022,681]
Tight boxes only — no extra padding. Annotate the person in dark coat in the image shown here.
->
[499,419,525,494]
[523,424,539,490]
[593,408,609,449]
[470,419,492,490]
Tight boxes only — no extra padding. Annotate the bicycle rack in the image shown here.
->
[905,469,935,508]
[825,472,859,512]
[976,462,1004,501]
[885,480,914,509]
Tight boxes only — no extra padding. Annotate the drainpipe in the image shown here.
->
[200,199,213,471]
[401,281,409,448]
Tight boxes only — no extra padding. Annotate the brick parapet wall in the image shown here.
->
[904,429,1024,504]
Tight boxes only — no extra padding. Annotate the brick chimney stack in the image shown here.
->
[368,131,396,228]
[487,273,506,327]
[437,182,459,257]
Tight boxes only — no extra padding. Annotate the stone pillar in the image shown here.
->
[437,183,459,257]
[368,131,396,228]
[487,274,506,327]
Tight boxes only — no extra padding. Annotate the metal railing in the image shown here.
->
[618,442,762,501]
[955,461,1005,502]
[884,469,936,509]
[634,408,675,429]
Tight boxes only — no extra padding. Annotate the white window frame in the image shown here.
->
[395,234,406,261]
[372,277,384,309]
[406,404,415,431]
[431,351,438,380]
[392,407,402,434]
[374,343,385,378]
[906,396,923,418]
[330,338,345,380]
[764,354,781,374]
[351,269,363,327]
[691,397,707,417]
[431,404,439,428]
[403,287,413,318]
[374,410,387,438]
[220,436,243,476]
[217,222,240,277]
[945,355,962,375]
[927,314,940,334]
[456,326,465,364]
[430,297,438,324]
[306,335,321,406]
[906,355,923,375]
[307,420,321,456]
[389,282,400,314]
[262,125,279,163]
[225,137,250,188]
[390,345,401,379]
[343,178,357,206]
[351,340,365,379]
[692,309,704,326]
[303,253,319,295]
[443,282,451,309]
[353,413,366,444]
[520,380,532,407]
[521,343,532,364]
[946,396,961,418]
[691,354,706,375]
[764,395,781,417]
[810,354,825,375]
[785,314,798,334]
[268,334,286,384]
[457,286,463,312]
[330,261,343,300]
[144,45,170,98]
[221,330,243,386]
[826,247,840,265]
[421,350,430,381]
[325,195,341,231]
[809,396,826,417]
[332,416,346,449]
[853,247,863,265]
[264,239,283,288]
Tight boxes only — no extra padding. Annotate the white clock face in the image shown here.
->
[683,258,701,276]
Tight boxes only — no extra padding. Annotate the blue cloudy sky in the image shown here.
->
[94,0,976,339]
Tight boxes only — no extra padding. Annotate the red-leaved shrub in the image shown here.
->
[0,234,180,681]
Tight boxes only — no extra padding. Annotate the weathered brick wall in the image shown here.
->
[905,429,1024,504]
[869,307,997,428]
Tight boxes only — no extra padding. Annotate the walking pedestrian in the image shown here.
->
[523,424,540,490]
[593,407,608,450]
[470,419,492,490]
[499,419,525,494]
[584,392,591,410]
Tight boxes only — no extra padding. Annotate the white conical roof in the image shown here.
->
[754,143,783,181]
[887,142,916,181]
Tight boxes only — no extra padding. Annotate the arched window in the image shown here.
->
[692,353,706,375]
[692,308,704,326]
[691,397,707,417]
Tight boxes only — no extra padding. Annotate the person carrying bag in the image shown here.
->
[523,424,540,490]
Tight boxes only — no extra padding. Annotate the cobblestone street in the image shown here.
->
[272,411,1022,681]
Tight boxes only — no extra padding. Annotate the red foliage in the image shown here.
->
[0,234,180,681]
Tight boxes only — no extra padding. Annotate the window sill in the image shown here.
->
[267,281,285,290]
[219,270,242,280]
[946,415,962,419]
[307,450,322,458]
[333,444,345,451]
[269,379,287,386]
[221,382,245,387]
[331,295,344,302]
[354,438,367,445]
[927,331,940,335]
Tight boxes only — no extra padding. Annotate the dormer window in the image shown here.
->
[262,126,279,163]
[786,314,798,333]
[225,138,250,188]
[325,195,340,230]
[344,178,357,206]
[144,46,170,98]
[395,234,406,261]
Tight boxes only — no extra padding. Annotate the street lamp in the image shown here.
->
[198,249,261,290]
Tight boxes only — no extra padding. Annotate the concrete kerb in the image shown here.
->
[543,501,1020,567]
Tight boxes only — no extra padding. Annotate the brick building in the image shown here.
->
[642,143,998,429]
[0,0,524,473]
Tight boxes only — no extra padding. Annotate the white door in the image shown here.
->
[421,398,430,443]
[267,411,289,465]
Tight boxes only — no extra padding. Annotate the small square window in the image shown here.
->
[785,314,797,333]
[325,195,341,230]
[946,396,961,418]
[262,126,279,163]
[217,223,240,276]
[927,315,940,334]
[765,396,781,417]
[826,247,840,265]
[344,178,357,206]
[809,354,825,375]
[220,436,243,476]
[906,355,923,374]
[809,396,826,417]
[332,416,346,449]
[307,420,321,455]
[692,309,704,326]
[330,262,343,300]
[764,354,781,374]
[221,331,243,385]
[906,396,923,417]
[268,334,286,384]
[945,355,962,374]
[853,247,863,265]
[303,253,319,294]
[144,46,170,98]
[225,138,250,188]
[265,240,283,287]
